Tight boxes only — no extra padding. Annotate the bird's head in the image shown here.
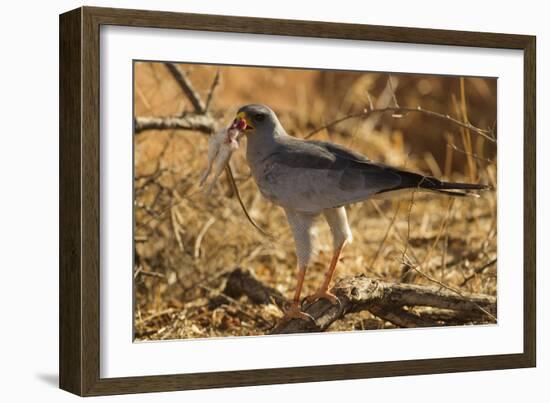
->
[230,104,281,138]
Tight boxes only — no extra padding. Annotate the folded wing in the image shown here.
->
[261,137,487,212]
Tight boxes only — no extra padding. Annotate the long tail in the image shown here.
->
[420,178,491,197]
[378,169,491,198]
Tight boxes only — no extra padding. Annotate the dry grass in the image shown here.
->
[133,62,497,341]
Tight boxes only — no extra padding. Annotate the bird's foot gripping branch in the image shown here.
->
[213,268,497,335]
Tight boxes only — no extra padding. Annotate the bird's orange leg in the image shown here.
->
[304,242,346,306]
[279,265,315,323]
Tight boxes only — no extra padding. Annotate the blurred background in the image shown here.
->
[133,62,497,340]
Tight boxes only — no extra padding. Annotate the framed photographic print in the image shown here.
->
[59,6,536,396]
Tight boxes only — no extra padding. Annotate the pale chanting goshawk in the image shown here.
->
[231,104,488,324]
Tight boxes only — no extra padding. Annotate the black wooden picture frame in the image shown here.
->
[59,6,536,396]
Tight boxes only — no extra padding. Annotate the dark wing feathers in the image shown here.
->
[268,138,488,195]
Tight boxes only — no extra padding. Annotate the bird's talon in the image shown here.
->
[279,304,316,324]
[303,290,341,308]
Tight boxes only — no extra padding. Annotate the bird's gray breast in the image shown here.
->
[250,160,284,204]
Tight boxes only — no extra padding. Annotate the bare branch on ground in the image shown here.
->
[216,268,496,335]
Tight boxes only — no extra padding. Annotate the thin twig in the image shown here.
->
[402,190,417,261]
[171,205,185,252]
[459,77,477,182]
[416,198,455,272]
[136,308,176,326]
[137,270,166,279]
[204,70,220,113]
[370,200,421,264]
[368,200,401,271]
[460,258,497,287]
[135,84,152,112]
[194,217,216,259]
[365,90,374,110]
[441,232,449,281]
[387,74,400,108]
[305,106,496,142]
[447,143,495,164]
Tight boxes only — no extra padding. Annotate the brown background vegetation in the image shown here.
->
[133,62,497,340]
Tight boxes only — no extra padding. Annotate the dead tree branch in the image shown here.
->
[134,68,270,239]
[165,62,206,113]
[220,267,288,308]
[134,114,216,134]
[218,268,496,335]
